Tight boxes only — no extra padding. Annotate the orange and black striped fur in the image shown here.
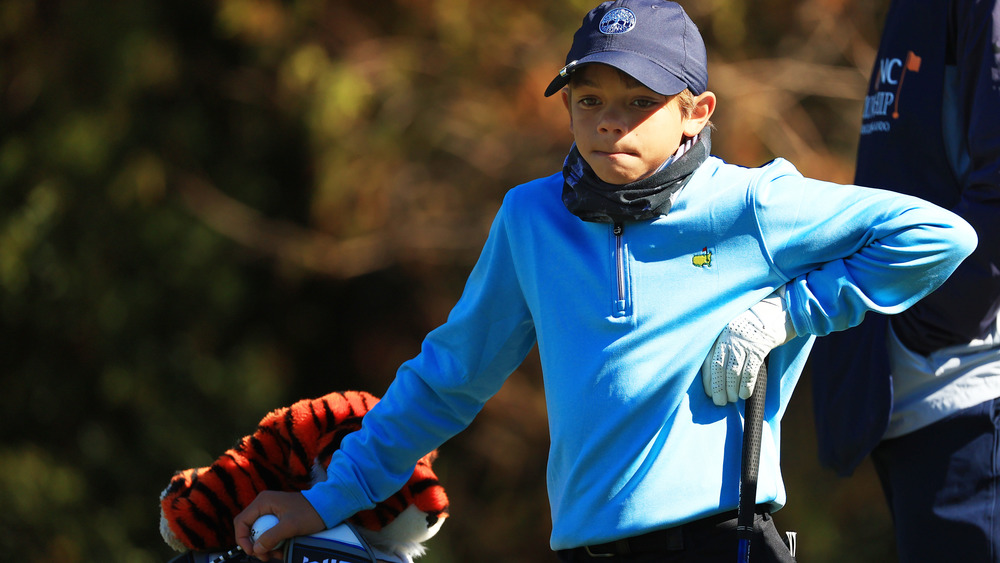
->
[159,391,449,557]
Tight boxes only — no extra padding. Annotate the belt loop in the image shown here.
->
[583,546,614,558]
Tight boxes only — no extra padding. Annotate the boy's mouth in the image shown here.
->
[593,149,639,161]
[592,145,638,156]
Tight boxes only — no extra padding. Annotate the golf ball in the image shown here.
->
[250,514,281,545]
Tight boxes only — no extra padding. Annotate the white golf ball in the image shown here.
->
[250,514,281,545]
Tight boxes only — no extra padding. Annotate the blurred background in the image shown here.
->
[1,0,896,561]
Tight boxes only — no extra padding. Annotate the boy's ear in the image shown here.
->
[684,91,717,136]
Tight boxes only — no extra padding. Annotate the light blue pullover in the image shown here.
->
[303,156,976,549]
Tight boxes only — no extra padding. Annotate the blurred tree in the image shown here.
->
[0,0,893,561]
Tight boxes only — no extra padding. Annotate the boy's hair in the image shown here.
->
[675,89,697,119]
[567,67,699,119]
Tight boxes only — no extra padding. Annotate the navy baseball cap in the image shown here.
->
[544,0,708,97]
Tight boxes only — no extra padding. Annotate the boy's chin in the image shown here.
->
[587,157,654,185]
[593,169,652,185]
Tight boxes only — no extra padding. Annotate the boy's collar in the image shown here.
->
[654,134,699,173]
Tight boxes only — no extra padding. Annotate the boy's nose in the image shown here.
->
[598,111,627,135]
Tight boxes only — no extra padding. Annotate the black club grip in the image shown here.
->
[737,360,768,542]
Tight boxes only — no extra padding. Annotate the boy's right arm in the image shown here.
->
[245,199,535,544]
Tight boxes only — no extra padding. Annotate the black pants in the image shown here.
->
[872,396,1000,563]
[556,511,795,562]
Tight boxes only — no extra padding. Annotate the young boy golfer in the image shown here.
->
[234,2,977,561]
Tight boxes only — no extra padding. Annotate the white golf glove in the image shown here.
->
[702,287,796,406]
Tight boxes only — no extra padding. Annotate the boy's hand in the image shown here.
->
[234,490,326,560]
[702,288,795,405]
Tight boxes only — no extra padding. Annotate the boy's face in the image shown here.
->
[562,64,705,185]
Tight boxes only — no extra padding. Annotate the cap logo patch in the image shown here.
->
[599,8,636,35]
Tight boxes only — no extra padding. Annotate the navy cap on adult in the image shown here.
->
[544,0,708,97]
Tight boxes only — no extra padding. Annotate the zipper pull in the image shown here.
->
[613,222,623,236]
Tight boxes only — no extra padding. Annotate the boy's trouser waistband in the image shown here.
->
[560,505,769,559]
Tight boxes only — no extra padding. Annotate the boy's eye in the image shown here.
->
[632,98,661,109]
[578,96,601,107]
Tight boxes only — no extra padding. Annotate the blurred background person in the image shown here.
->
[810,1,1000,561]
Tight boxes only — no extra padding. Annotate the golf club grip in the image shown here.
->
[737,360,768,543]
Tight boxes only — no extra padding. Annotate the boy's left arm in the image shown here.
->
[702,287,795,406]
[771,182,977,340]
[705,167,978,404]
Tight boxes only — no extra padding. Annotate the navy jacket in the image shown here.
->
[811,0,1000,475]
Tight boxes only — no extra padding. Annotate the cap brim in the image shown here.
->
[544,74,571,98]
[543,52,689,98]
